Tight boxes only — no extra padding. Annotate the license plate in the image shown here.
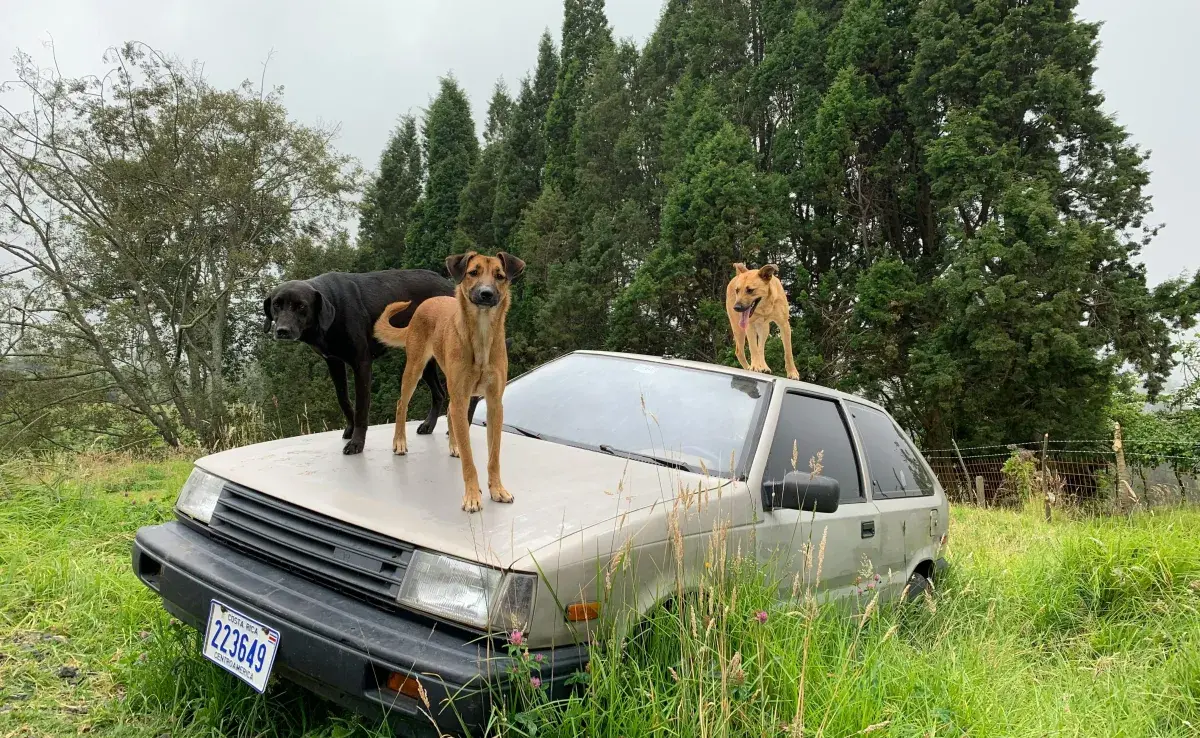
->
[201,600,280,693]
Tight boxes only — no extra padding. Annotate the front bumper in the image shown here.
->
[132,521,586,733]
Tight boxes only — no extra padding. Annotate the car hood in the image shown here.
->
[195,422,731,570]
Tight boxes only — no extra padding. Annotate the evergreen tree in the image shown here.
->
[356,115,424,271]
[537,43,648,355]
[405,76,478,272]
[572,43,640,224]
[458,82,513,252]
[540,199,654,357]
[482,81,513,145]
[542,0,612,194]
[861,0,1177,444]
[493,32,560,249]
[507,186,577,368]
[425,0,1199,447]
[609,101,785,361]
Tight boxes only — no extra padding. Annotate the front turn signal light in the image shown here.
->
[566,602,600,622]
[386,672,424,701]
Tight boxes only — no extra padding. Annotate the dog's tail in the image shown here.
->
[373,301,412,348]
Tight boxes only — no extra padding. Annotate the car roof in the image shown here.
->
[569,350,890,415]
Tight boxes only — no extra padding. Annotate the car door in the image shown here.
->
[755,391,881,603]
[846,402,940,598]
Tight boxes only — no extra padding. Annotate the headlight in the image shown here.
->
[175,467,225,524]
[397,550,537,633]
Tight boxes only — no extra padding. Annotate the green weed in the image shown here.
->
[2,458,1198,737]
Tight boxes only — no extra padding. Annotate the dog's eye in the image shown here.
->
[745,288,755,295]
[495,272,506,281]
[468,269,481,277]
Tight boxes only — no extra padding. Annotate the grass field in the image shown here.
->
[1,454,1198,737]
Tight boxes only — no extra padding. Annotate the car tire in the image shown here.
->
[901,571,934,604]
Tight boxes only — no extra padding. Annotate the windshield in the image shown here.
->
[473,354,770,477]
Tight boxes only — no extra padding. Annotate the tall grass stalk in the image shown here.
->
[3,457,1199,737]
[490,503,1200,738]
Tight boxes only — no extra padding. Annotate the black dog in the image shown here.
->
[264,269,478,455]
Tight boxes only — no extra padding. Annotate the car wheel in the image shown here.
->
[901,571,934,604]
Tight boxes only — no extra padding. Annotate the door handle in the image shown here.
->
[861,520,875,539]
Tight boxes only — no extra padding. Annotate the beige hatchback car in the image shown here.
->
[133,351,947,733]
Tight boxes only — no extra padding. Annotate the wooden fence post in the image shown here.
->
[1041,432,1052,523]
[975,476,986,508]
[1113,422,1133,514]
[952,439,973,502]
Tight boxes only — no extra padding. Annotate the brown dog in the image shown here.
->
[726,263,799,380]
[374,251,524,513]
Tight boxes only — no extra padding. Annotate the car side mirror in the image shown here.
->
[763,471,840,513]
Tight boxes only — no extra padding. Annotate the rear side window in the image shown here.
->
[848,403,934,499]
[763,393,863,504]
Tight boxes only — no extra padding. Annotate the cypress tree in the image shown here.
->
[356,115,423,271]
[405,76,478,273]
[542,0,612,195]
[609,94,785,361]
[458,82,513,252]
[493,32,560,250]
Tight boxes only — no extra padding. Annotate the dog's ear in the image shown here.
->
[733,262,749,274]
[445,252,476,282]
[758,264,779,280]
[262,295,274,335]
[314,288,336,333]
[498,252,526,282]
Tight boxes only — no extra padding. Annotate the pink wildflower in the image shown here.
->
[755,610,769,624]
[534,653,543,663]
[508,630,524,646]
[530,676,542,688]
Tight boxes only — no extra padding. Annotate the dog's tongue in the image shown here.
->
[739,311,749,330]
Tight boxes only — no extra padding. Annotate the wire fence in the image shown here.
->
[923,436,1200,509]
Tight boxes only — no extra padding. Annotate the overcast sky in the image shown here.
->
[2,0,1195,287]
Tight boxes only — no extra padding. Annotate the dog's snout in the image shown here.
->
[472,285,499,306]
[274,327,294,340]
[733,303,749,313]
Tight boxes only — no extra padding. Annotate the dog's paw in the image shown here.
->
[392,437,408,455]
[342,426,354,440]
[343,438,365,455]
[786,369,800,380]
[416,419,435,435]
[449,443,460,458]
[490,485,513,504]
[461,491,483,513]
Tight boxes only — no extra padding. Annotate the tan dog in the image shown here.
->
[374,251,524,513]
[726,263,799,380]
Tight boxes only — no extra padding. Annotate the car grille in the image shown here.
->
[208,482,413,607]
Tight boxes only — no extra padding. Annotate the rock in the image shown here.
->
[57,665,79,680]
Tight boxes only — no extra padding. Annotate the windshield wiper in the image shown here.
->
[597,444,691,471]
[500,423,543,439]
[504,423,543,439]
[477,419,543,439]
